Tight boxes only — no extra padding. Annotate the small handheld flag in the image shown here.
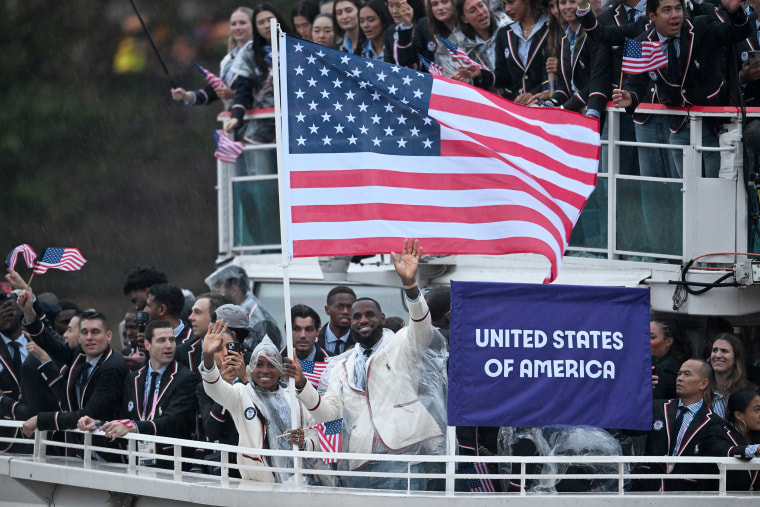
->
[310,418,343,463]
[194,63,226,91]
[213,130,246,163]
[621,38,667,74]
[299,359,328,389]
[6,244,37,270]
[418,55,444,76]
[33,247,87,274]
[440,37,486,70]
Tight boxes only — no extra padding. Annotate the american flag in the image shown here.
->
[310,418,343,463]
[33,247,86,274]
[6,244,37,270]
[621,38,667,74]
[439,37,486,70]
[461,462,496,492]
[300,359,328,389]
[279,35,599,282]
[213,130,245,163]
[194,63,226,91]
[418,54,444,76]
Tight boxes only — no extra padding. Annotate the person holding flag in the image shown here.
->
[170,7,254,109]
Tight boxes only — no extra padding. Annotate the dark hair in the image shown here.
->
[332,0,363,38]
[292,0,320,27]
[455,0,498,40]
[727,387,760,424]
[79,309,109,329]
[354,296,382,313]
[252,3,292,73]
[688,358,714,407]
[195,292,230,316]
[326,285,357,305]
[361,0,394,36]
[148,283,185,319]
[291,304,321,329]
[651,317,690,363]
[123,266,167,295]
[384,316,406,332]
[646,0,685,15]
[425,0,455,38]
[145,320,172,343]
[425,286,451,325]
[710,333,748,393]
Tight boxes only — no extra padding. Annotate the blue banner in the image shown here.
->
[449,281,652,430]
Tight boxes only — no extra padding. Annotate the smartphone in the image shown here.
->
[226,341,243,354]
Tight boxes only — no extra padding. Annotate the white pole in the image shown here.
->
[271,21,300,481]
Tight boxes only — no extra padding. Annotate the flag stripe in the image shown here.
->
[621,38,668,74]
[33,248,86,274]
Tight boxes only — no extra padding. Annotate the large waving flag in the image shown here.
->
[194,63,226,91]
[621,38,667,74]
[278,35,600,283]
[6,244,37,270]
[33,247,87,274]
[310,418,343,463]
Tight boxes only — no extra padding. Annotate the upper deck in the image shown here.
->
[216,105,760,324]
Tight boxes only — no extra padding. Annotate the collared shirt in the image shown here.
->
[143,363,168,420]
[1,333,29,365]
[511,15,549,67]
[624,0,646,22]
[325,325,351,355]
[655,31,680,58]
[712,390,729,419]
[173,321,185,338]
[302,347,317,362]
[353,337,383,391]
[674,399,702,453]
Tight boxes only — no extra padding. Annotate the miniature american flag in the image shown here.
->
[418,55,444,76]
[461,462,495,492]
[621,38,667,74]
[194,63,226,91]
[6,244,37,270]
[439,37,486,70]
[33,247,86,274]
[213,130,245,163]
[300,359,328,389]
[311,418,343,463]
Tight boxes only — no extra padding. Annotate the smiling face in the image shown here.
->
[558,0,578,24]
[710,338,736,376]
[649,0,683,38]
[350,299,385,348]
[252,355,280,390]
[360,6,384,41]
[230,10,253,47]
[148,327,176,370]
[79,317,112,360]
[64,315,82,348]
[335,0,359,32]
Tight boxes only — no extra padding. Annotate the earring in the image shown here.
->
[738,419,747,433]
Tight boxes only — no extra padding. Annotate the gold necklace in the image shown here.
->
[521,21,536,36]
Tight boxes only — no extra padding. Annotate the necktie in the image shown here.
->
[670,406,688,455]
[627,8,636,23]
[8,341,22,374]
[356,347,373,391]
[144,371,159,419]
[336,340,344,355]
[667,38,681,84]
[78,362,92,406]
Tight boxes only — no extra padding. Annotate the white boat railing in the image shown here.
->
[1,420,759,497]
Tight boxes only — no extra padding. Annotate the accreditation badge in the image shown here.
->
[138,440,156,466]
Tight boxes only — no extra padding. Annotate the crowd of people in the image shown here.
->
[0,238,759,492]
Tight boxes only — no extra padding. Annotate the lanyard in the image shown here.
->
[143,374,162,421]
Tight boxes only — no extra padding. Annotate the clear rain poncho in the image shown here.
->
[246,336,334,485]
[498,425,626,493]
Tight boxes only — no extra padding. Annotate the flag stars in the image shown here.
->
[409,126,420,136]
[294,43,304,52]
[321,89,331,99]
[334,124,345,133]
[296,112,306,122]
[365,60,375,68]
[371,91,381,101]
[370,114,382,124]
[397,115,407,125]
[358,81,369,89]
[322,135,332,145]
[316,50,325,57]
[347,135,358,145]
[391,65,401,73]
[384,103,394,113]
[307,78,318,87]
[400,97,410,105]
[320,66,330,76]
[308,100,319,110]
[397,139,407,148]
[423,117,432,125]
[402,75,412,86]
[372,137,382,146]
[345,113,356,122]
[333,101,343,111]
[296,136,306,145]
[345,90,356,100]
[309,124,319,134]
[384,126,394,136]
[295,89,305,99]
[376,71,387,82]
[351,68,362,77]
[423,138,433,148]
[387,84,398,95]
[306,55,316,64]
[332,77,343,88]
[321,112,332,122]
[294,65,304,75]
[359,125,369,135]
[413,89,423,98]
[358,102,369,112]
[340,55,350,65]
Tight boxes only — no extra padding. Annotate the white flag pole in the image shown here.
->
[271,20,300,470]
